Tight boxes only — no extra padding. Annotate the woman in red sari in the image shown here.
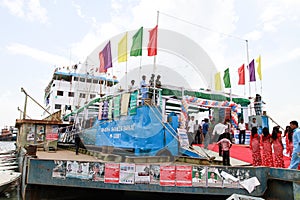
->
[261,127,274,167]
[272,126,284,168]
[284,126,292,157]
[250,127,262,166]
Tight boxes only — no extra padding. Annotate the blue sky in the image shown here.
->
[0,0,299,129]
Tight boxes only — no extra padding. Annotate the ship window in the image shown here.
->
[87,78,92,83]
[93,79,98,84]
[90,94,96,99]
[68,92,74,97]
[79,93,86,98]
[57,91,64,96]
[74,77,79,81]
[80,77,85,82]
[55,104,61,109]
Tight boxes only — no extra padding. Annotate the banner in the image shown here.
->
[121,93,130,116]
[113,95,121,118]
[129,91,138,115]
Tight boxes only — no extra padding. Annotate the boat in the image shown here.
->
[0,171,21,195]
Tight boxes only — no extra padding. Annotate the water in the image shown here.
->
[0,141,21,200]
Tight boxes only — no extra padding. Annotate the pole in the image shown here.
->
[245,40,252,116]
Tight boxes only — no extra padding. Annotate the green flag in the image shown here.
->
[223,68,231,88]
[130,27,143,56]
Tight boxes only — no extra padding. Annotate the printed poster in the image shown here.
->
[220,168,242,188]
[177,128,189,147]
[129,91,138,115]
[160,165,176,186]
[192,166,207,187]
[120,93,130,116]
[104,163,120,184]
[135,164,150,184]
[66,161,89,179]
[119,163,135,184]
[113,95,121,118]
[175,165,192,187]
[52,160,66,179]
[150,164,160,184]
[89,162,105,181]
[207,167,223,187]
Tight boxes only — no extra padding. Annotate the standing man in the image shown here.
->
[74,133,81,155]
[140,75,148,105]
[249,117,258,130]
[202,118,210,149]
[288,120,300,169]
[217,132,232,166]
[187,116,196,144]
[238,119,246,144]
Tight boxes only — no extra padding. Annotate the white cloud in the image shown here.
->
[2,0,48,23]
[6,43,70,65]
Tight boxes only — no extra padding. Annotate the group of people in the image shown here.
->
[250,120,300,169]
[129,74,162,105]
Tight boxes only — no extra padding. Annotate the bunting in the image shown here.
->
[249,59,256,82]
[147,25,158,56]
[256,55,262,80]
[214,72,222,91]
[238,64,245,85]
[130,27,143,56]
[99,41,112,73]
[118,32,127,63]
[223,68,231,88]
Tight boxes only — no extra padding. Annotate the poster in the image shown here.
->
[192,166,207,187]
[104,163,120,184]
[207,167,222,187]
[175,165,192,187]
[160,165,176,186]
[149,164,160,184]
[119,163,135,184]
[135,164,150,184]
[177,128,189,147]
[89,162,105,181]
[66,161,89,179]
[52,160,66,179]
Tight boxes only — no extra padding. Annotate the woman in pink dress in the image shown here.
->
[272,126,284,168]
[250,127,262,166]
[261,127,274,167]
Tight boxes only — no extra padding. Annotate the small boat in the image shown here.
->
[0,171,21,195]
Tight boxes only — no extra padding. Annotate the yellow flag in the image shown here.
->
[256,55,262,80]
[215,72,222,91]
[118,32,127,63]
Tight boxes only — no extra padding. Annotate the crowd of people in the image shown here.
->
[186,115,300,169]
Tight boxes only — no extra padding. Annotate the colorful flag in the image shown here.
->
[147,25,158,56]
[214,72,222,91]
[118,32,127,63]
[238,64,245,85]
[223,68,231,88]
[256,55,262,80]
[249,59,256,82]
[130,27,143,56]
[99,41,112,72]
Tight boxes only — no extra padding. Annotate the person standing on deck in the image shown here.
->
[261,127,274,167]
[140,75,148,105]
[272,126,284,168]
[238,119,246,144]
[202,118,210,149]
[187,116,196,145]
[217,132,232,166]
[288,120,300,169]
[250,127,262,166]
[74,133,81,155]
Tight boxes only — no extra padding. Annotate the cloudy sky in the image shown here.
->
[0,0,299,129]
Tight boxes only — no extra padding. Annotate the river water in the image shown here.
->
[0,141,21,200]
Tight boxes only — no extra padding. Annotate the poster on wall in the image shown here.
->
[207,167,222,187]
[192,166,207,187]
[52,160,66,179]
[76,162,90,179]
[119,163,135,184]
[26,124,35,142]
[149,164,160,184]
[177,128,189,147]
[175,165,192,187]
[104,163,120,184]
[46,125,59,141]
[135,164,150,184]
[160,165,176,186]
[89,162,105,181]
[37,125,45,142]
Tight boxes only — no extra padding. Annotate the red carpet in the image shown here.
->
[195,143,291,168]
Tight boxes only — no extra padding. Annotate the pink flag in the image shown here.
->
[147,25,158,56]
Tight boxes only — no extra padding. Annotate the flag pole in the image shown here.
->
[153,11,159,75]
[245,40,253,116]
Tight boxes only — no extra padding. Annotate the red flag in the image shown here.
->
[147,25,158,56]
[238,64,245,85]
